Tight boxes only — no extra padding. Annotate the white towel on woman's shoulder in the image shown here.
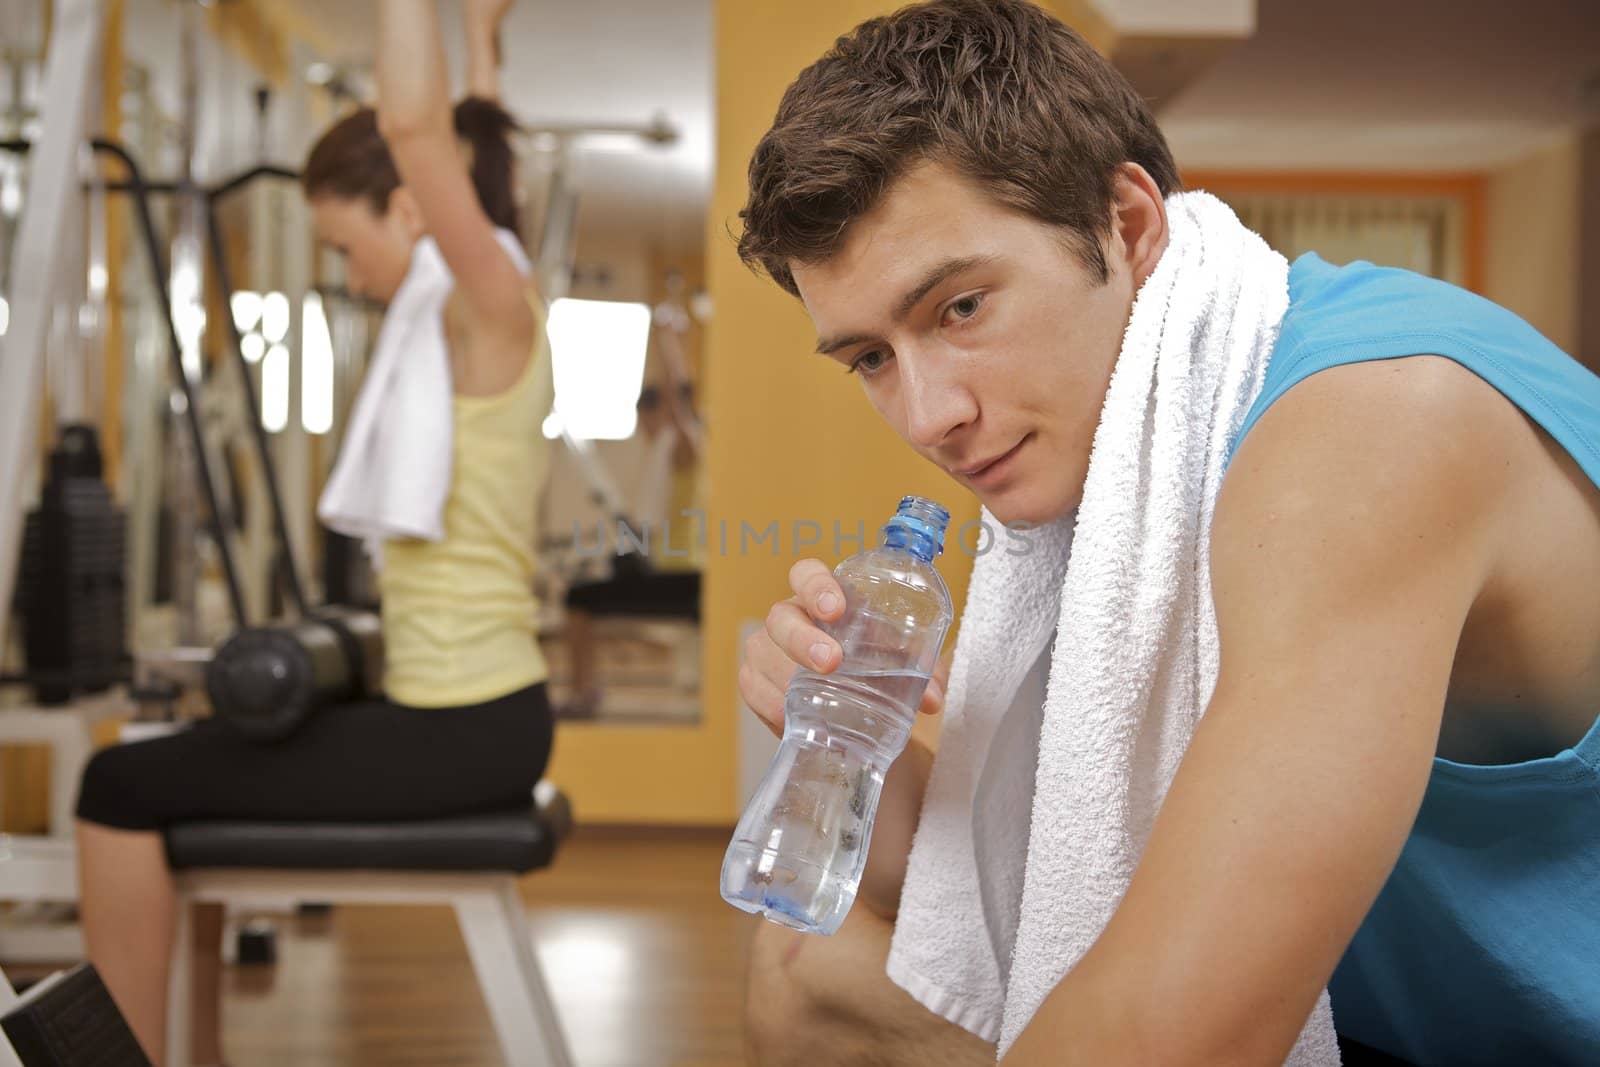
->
[317,229,531,557]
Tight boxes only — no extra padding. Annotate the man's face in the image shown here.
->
[792,161,1146,526]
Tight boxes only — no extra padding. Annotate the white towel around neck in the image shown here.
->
[885,192,1340,1065]
[317,229,532,558]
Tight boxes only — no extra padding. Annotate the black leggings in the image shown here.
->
[76,684,554,832]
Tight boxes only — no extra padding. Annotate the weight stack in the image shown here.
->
[15,425,129,705]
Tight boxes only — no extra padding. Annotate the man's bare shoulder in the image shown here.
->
[1205,352,1541,682]
[1216,354,1525,565]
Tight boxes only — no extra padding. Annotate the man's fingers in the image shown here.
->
[745,626,802,690]
[739,661,788,737]
[788,558,845,622]
[766,598,839,672]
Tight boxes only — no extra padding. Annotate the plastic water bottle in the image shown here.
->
[722,496,954,934]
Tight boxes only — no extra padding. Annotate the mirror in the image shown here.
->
[296,0,714,725]
[1,0,712,728]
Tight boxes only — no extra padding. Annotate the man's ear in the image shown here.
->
[387,185,427,241]
[1109,162,1168,288]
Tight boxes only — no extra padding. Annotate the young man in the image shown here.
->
[734,2,1600,1065]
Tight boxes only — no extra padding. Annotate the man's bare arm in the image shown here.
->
[1002,357,1518,1066]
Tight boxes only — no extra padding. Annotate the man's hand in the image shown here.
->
[739,559,947,739]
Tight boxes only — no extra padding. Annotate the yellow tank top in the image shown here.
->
[378,313,554,708]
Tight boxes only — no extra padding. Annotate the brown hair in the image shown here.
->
[302,96,521,233]
[738,0,1180,297]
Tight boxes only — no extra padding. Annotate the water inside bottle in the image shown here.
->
[724,496,953,934]
[790,667,929,745]
[722,668,931,934]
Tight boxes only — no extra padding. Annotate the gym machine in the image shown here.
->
[0,2,678,1053]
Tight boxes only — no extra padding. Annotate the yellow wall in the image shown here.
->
[1484,134,1582,356]
[546,0,989,826]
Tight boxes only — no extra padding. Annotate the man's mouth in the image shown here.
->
[954,435,1031,484]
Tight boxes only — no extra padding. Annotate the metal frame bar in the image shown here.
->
[204,167,308,616]
[0,0,107,662]
[91,137,248,627]
[98,162,312,617]
[0,142,308,631]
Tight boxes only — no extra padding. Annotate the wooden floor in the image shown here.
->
[219,829,754,1067]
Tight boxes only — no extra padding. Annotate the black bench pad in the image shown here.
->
[164,783,572,874]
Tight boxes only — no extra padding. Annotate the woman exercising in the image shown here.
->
[72,2,554,1061]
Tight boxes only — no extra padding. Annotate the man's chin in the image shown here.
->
[976,484,1078,529]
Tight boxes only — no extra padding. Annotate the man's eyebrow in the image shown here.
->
[893,253,997,320]
[816,332,876,356]
[814,253,999,356]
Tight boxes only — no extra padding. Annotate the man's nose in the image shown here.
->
[899,348,979,451]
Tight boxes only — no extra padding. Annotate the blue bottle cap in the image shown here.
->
[884,495,949,560]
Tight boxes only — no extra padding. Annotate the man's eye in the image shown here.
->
[849,350,888,376]
[944,293,984,323]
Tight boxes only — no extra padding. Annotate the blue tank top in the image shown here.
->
[1228,254,1600,1064]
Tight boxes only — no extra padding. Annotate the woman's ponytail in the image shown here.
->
[453,96,521,234]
